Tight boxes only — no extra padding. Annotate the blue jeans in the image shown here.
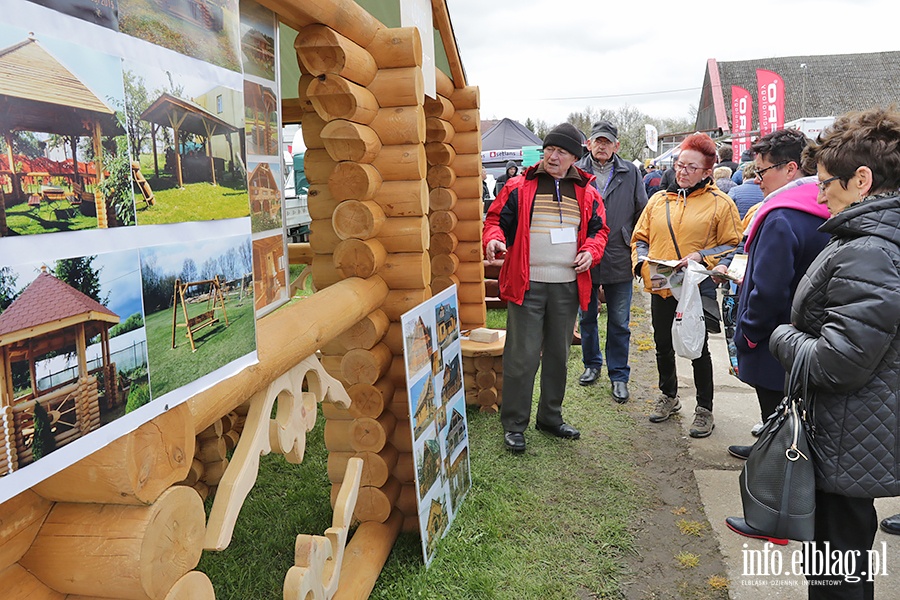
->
[580,281,632,382]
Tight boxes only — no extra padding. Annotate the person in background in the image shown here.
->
[769,107,900,597]
[631,133,742,438]
[732,149,755,185]
[493,160,519,198]
[715,145,739,173]
[728,162,764,219]
[483,123,609,454]
[643,163,663,197]
[713,166,736,193]
[658,159,677,191]
[574,120,648,402]
[482,166,492,215]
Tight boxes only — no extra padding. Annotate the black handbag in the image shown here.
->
[739,337,817,541]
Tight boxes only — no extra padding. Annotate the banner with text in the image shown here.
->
[731,86,753,160]
[757,69,785,137]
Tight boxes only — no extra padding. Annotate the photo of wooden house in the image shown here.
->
[416,437,441,500]
[248,161,282,232]
[245,81,278,156]
[252,234,286,313]
[440,353,462,405]
[447,447,471,512]
[435,300,459,350]
[445,403,467,459]
[411,374,437,439]
[423,496,449,561]
[404,316,433,377]
[0,33,131,236]
[238,0,275,80]
[0,268,120,475]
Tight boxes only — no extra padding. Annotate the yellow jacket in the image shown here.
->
[631,181,742,297]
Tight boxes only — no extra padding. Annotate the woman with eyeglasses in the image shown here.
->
[768,107,900,597]
[631,133,742,438]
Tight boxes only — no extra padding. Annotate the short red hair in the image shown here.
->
[679,133,717,169]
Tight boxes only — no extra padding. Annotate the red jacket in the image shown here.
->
[482,164,609,310]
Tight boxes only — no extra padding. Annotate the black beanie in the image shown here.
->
[543,123,584,158]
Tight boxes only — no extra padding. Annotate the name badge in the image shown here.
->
[550,227,577,244]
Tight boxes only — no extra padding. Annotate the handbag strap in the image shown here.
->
[664,199,682,260]
[786,338,817,411]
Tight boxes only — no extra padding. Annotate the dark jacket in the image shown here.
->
[482,164,609,310]
[493,160,519,197]
[734,182,830,392]
[770,193,900,498]
[576,152,648,284]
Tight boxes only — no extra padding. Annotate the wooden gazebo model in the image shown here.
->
[140,92,240,187]
[0,268,120,475]
[0,36,124,234]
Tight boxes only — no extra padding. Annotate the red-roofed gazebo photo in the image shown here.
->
[0,267,120,475]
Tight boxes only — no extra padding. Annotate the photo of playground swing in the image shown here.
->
[171,275,229,352]
[122,59,249,227]
[140,235,256,399]
[0,27,135,237]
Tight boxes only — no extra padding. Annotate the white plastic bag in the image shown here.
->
[671,261,709,359]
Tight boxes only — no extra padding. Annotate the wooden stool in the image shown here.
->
[461,328,505,414]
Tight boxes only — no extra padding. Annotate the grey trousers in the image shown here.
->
[501,281,579,432]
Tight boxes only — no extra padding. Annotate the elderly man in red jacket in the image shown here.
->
[483,123,609,453]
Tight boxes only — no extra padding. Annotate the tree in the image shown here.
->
[97,136,136,227]
[200,257,219,282]
[122,69,152,159]
[54,257,107,306]
[524,118,537,134]
[219,247,238,281]
[237,240,253,276]
[180,258,198,284]
[31,401,57,461]
[0,266,18,312]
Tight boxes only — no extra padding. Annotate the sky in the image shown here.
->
[447,0,898,127]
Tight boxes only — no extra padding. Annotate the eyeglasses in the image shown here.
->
[817,175,841,192]
[673,162,704,174]
[754,161,788,180]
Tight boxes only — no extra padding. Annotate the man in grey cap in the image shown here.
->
[575,120,648,402]
[483,123,609,453]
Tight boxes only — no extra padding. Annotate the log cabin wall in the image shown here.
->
[0,0,484,597]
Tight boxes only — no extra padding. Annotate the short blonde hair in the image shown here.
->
[713,166,732,180]
[742,162,757,179]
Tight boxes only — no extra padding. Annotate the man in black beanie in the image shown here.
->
[483,123,609,453]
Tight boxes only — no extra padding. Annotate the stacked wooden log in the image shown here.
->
[460,334,505,413]
[425,72,487,331]
[295,24,430,534]
[181,411,242,502]
[0,403,215,599]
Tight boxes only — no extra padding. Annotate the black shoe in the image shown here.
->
[728,445,753,460]
[724,516,789,546]
[579,367,601,386]
[504,431,525,453]
[535,421,580,440]
[880,514,900,535]
[611,381,629,403]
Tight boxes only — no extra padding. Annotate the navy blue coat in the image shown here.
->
[734,182,831,391]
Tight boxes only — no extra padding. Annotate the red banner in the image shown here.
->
[757,69,785,137]
[731,86,753,161]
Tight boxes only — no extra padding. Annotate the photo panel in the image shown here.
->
[244,80,279,157]
[118,0,242,72]
[248,159,283,233]
[0,23,134,238]
[251,232,288,317]
[0,249,148,478]
[239,0,276,82]
[139,234,255,399]
[122,57,248,226]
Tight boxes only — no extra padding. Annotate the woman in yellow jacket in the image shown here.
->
[631,133,742,437]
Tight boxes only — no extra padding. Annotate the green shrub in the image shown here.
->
[31,402,56,461]
[125,382,151,413]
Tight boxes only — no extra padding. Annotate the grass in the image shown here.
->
[143,292,256,398]
[4,198,98,235]
[198,306,651,599]
[135,176,249,226]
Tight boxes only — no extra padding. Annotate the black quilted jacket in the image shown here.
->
[770,193,900,498]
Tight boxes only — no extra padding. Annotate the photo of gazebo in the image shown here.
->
[239,0,275,80]
[0,33,131,237]
[248,161,281,232]
[244,80,278,156]
[0,268,120,475]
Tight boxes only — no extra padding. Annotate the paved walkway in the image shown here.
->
[674,321,900,598]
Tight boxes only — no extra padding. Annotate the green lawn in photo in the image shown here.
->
[4,199,98,236]
[143,291,256,398]
[135,176,249,225]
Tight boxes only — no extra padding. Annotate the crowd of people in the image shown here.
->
[483,107,900,598]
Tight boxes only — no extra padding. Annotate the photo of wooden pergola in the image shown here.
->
[0,268,120,475]
[0,35,127,236]
[140,92,241,188]
[244,80,278,156]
